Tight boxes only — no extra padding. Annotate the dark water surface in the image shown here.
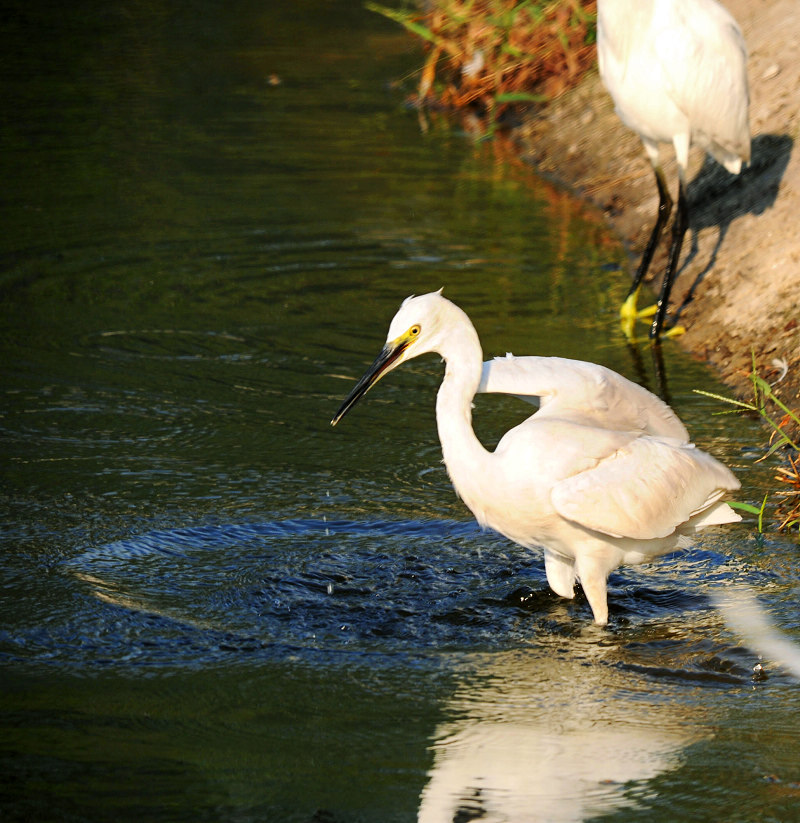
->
[2,1,799,821]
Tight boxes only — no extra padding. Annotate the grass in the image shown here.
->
[695,356,800,533]
[367,0,597,121]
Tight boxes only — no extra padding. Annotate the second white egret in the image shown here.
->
[597,0,750,339]
[331,291,741,625]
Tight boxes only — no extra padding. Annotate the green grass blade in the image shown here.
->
[365,3,440,44]
[729,501,763,516]
[692,389,756,411]
[495,91,549,103]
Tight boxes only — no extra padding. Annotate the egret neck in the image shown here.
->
[433,309,491,507]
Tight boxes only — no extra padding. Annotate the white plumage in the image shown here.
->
[597,0,750,338]
[332,292,740,624]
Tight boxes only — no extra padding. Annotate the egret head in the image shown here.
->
[331,290,451,426]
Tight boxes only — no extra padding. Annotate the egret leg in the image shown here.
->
[575,554,612,626]
[650,178,688,339]
[620,165,672,339]
[544,549,576,600]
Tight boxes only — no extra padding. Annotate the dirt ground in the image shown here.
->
[516,0,800,416]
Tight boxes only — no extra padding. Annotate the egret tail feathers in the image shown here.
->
[688,500,741,529]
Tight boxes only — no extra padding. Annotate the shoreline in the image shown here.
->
[514,0,799,417]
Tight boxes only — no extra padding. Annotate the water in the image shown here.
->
[2,1,799,821]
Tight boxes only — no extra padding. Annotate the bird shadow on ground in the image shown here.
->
[673,132,793,318]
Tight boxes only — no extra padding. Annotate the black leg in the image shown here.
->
[626,165,672,299]
[650,178,688,339]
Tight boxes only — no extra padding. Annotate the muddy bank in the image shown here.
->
[515,0,799,417]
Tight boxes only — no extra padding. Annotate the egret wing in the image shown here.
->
[551,436,740,540]
[654,2,749,163]
[478,355,688,440]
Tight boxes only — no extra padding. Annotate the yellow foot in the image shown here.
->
[660,324,685,338]
[619,287,657,339]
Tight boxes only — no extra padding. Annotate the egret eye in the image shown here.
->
[409,325,421,337]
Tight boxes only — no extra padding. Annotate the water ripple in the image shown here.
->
[84,328,258,362]
[0,520,757,679]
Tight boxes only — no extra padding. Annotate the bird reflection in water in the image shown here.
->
[417,649,699,822]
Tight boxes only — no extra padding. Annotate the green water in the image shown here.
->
[2,1,799,821]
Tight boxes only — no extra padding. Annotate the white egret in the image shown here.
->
[331,291,741,625]
[597,0,750,339]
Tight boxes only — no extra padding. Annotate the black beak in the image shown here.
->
[331,340,407,426]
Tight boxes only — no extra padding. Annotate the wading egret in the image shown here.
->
[597,0,750,339]
[331,291,740,625]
